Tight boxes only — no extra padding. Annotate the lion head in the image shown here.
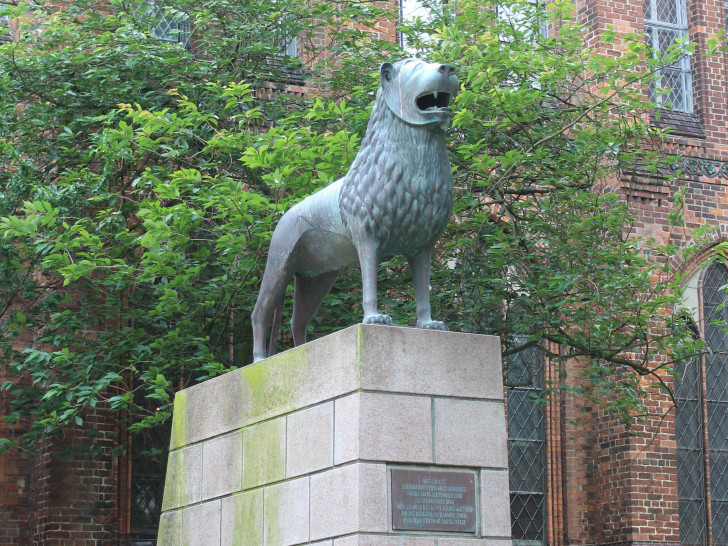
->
[379,58,459,131]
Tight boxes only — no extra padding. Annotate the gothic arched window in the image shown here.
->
[676,261,728,545]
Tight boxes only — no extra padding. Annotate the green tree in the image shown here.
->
[0,0,712,454]
[427,0,714,421]
[0,0,398,450]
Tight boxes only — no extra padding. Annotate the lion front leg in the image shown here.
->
[409,252,447,331]
[356,239,393,326]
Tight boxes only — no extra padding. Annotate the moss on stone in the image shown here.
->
[157,510,182,546]
[161,449,186,511]
[240,346,308,423]
[242,418,286,489]
[170,390,187,449]
[232,491,262,543]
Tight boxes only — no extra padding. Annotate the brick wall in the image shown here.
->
[557,0,728,544]
[0,392,31,545]
[27,410,121,545]
[0,380,123,546]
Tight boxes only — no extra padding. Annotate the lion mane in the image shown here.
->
[339,81,453,256]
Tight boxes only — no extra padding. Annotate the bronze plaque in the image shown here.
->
[391,468,477,533]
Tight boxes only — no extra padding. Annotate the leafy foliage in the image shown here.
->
[425,0,708,420]
[0,0,710,455]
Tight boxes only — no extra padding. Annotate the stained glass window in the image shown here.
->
[496,0,548,38]
[151,10,190,47]
[399,0,438,52]
[643,0,692,112]
[507,340,546,545]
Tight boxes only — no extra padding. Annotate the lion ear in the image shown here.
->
[380,63,394,85]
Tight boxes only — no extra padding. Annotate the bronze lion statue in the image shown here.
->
[251,59,458,362]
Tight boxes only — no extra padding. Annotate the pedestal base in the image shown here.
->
[159,324,512,546]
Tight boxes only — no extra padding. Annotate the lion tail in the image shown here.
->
[267,296,284,358]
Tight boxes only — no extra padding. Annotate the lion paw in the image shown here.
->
[419,320,447,331]
[363,314,394,325]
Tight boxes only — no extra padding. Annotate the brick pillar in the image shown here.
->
[28,408,122,545]
[0,392,31,545]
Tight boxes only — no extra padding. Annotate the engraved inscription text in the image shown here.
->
[391,468,477,533]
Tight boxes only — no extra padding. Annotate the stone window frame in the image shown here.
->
[677,260,728,545]
[643,0,693,113]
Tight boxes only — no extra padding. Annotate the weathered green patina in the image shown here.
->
[240,346,308,423]
[170,389,187,450]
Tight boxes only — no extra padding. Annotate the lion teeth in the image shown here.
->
[434,91,439,99]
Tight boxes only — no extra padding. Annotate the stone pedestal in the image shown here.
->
[158,324,512,546]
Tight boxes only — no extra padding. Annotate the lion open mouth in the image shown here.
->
[416,91,452,111]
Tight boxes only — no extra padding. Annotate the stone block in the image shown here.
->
[182,500,221,546]
[264,477,309,546]
[162,444,202,511]
[243,417,286,489]
[359,463,389,532]
[358,325,503,400]
[434,399,508,468]
[480,469,512,538]
[310,463,388,540]
[334,537,436,546]
[221,490,263,545]
[157,509,181,546]
[310,465,359,540]
[185,370,245,445]
[202,430,243,500]
[286,402,333,478]
[162,326,511,546]
[334,393,360,465]
[333,539,357,546]
[169,390,187,450]
[437,538,512,546]
[238,327,359,427]
[359,392,432,463]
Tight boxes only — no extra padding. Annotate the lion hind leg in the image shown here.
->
[291,271,339,346]
[251,216,312,362]
[251,272,289,363]
[267,297,284,358]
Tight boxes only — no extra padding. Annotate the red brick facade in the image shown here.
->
[0,397,30,545]
[2,0,728,544]
[550,0,728,544]
[0,392,124,544]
